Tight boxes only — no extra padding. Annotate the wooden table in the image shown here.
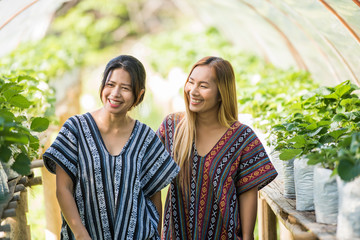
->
[258,179,337,240]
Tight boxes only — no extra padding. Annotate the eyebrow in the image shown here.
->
[189,77,210,84]
[106,80,132,87]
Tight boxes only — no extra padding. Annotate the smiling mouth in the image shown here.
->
[108,99,121,106]
[190,98,202,104]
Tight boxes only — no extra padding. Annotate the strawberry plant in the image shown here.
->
[271,80,360,172]
[0,71,52,175]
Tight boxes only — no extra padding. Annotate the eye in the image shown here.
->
[106,82,114,87]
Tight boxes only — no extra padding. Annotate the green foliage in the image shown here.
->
[238,70,318,131]
[0,72,52,174]
[337,132,360,181]
[50,0,135,52]
[143,26,263,78]
[271,80,360,179]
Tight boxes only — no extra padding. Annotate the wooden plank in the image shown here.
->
[258,197,277,240]
[259,179,337,240]
[0,176,21,219]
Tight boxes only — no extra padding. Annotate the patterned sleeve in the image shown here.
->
[155,112,184,155]
[42,116,79,183]
[155,116,166,145]
[234,126,278,195]
[140,128,180,197]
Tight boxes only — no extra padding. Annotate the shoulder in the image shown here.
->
[64,113,89,125]
[60,113,92,137]
[231,121,261,140]
[136,120,152,131]
[135,121,157,138]
[162,112,185,125]
[231,121,252,132]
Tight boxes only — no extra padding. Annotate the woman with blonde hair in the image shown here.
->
[157,56,277,240]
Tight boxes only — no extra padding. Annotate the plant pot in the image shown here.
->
[294,156,314,211]
[283,158,296,199]
[313,165,338,224]
[0,163,9,203]
[336,176,360,240]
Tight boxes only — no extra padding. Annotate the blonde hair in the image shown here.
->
[173,56,238,196]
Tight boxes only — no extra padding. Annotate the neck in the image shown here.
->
[195,111,221,129]
[93,108,133,131]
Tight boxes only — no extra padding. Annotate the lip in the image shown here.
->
[108,98,122,107]
[190,98,202,105]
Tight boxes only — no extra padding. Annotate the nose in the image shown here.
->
[111,86,122,97]
[188,84,199,96]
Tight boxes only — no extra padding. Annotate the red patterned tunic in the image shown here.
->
[156,113,278,240]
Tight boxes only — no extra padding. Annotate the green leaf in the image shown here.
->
[272,124,286,131]
[329,128,348,141]
[30,117,49,132]
[308,126,327,137]
[306,122,318,131]
[324,92,339,100]
[338,158,360,182]
[29,134,39,149]
[287,135,306,148]
[0,109,15,122]
[8,94,31,108]
[319,134,334,144]
[340,98,360,109]
[333,113,348,122]
[17,75,36,82]
[3,132,29,144]
[279,149,302,161]
[335,84,351,98]
[307,156,323,165]
[0,146,12,163]
[11,153,31,175]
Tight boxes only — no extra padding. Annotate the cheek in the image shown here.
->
[184,84,191,93]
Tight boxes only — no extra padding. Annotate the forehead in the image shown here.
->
[189,65,216,83]
[108,68,131,83]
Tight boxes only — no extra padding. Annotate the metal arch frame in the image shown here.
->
[317,0,360,85]
[0,0,40,30]
[265,0,342,84]
[319,0,360,44]
[238,0,308,71]
[353,0,360,8]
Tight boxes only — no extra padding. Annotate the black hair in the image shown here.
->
[99,55,146,107]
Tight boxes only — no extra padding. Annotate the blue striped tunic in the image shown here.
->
[43,113,179,240]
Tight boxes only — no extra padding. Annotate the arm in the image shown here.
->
[56,165,91,240]
[150,191,162,235]
[238,186,258,240]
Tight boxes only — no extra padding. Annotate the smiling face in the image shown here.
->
[184,65,220,115]
[101,68,135,115]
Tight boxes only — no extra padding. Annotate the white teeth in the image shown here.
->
[191,99,201,103]
[109,99,120,105]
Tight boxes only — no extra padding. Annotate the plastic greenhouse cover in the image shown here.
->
[0,0,67,57]
[1,0,359,86]
[185,0,360,86]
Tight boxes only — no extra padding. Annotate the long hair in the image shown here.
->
[173,56,238,196]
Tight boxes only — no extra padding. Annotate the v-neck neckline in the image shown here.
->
[193,121,238,158]
[87,112,138,157]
